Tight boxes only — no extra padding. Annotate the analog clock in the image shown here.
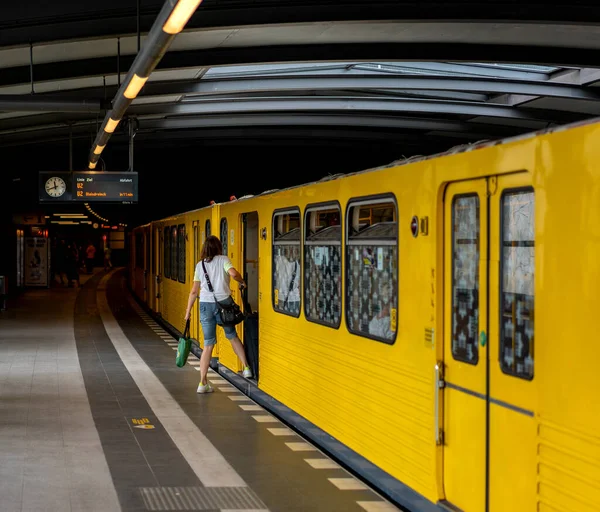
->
[45,177,66,198]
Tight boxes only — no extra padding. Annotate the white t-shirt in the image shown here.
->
[193,256,234,302]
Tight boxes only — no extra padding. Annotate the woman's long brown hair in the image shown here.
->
[200,235,223,262]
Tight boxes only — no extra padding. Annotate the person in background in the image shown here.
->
[104,246,112,271]
[54,239,67,285]
[184,235,252,394]
[66,242,80,287]
[85,242,96,274]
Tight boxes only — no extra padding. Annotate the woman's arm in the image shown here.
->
[228,267,246,289]
[184,281,200,320]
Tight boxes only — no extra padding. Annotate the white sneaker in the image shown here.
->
[242,366,252,378]
[197,383,214,394]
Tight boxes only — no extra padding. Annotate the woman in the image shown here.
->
[184,235,252,393]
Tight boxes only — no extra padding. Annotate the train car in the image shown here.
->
[130,223,151,302]
[128,118,600,512]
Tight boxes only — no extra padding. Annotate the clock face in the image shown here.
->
[45,177,66,198]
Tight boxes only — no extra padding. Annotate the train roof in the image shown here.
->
[134,115,600,230]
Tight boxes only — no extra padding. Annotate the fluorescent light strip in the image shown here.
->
[163,0,204,34]
[124,74,148,99]
[105,118,120,134]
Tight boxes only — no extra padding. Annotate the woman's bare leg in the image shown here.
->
[229,336,249,368]
[199,344,215,385]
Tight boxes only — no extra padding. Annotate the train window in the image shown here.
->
[346,196,398,343]
[135,232,144,268]
[272,209,301,317]
[205,219,211,240]
[451,195,480,365]
[177,224,186,284]
[304,203,342,327]
[170,226,178,281]
[220,218,228,256]
[164,227,171,279]
[500,189,535,380]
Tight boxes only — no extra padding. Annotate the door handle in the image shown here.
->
[434,361,445,445]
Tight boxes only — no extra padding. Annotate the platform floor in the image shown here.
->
[0,268,403,512]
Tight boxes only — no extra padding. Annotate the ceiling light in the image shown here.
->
[124,74,148,99]
[163,0,203,34]
[105,117,120,133]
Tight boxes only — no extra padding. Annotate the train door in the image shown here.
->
[192,220,200,343]
[242,212,259,381]
[441,173,536,512]
[154,227,163,315]
[144,228,150,304]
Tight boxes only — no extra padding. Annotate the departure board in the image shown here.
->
[73,172,137,202]
[39,171,138,203]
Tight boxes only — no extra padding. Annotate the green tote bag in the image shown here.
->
[176,319,192,367]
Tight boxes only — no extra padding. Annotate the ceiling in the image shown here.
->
[2,1,600,162]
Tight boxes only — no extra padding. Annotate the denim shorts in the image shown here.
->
[199,298,237,346]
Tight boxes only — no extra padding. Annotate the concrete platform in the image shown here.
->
[0,268,403,512]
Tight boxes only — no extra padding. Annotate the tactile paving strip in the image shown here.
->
[139,486,267,511]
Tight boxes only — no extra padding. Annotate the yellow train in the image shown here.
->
[128,118,600,512]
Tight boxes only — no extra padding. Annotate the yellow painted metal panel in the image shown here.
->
[253,171,440,503]
[489,403,537,512]
[215,203,261,374]
[190,208,216,351]
[216,210,241,372]
[530,125,600,512]
[487,173,539,512]
[442,179,488,512]
[538,419,600,512]
[154,225,163,316]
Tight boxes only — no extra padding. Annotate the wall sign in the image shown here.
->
[24,237,49,287]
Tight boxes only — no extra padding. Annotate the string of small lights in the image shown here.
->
[84,203,127,228]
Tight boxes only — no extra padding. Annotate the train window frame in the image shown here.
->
[451,193,481,365]
[205,219,211,240]
[499,186,535,381]
[344,193,399,345]
[193,224,199,267]
[170,225,178,281]
[163,226,171,279]
[271,207,302,318]
[303,201,343,329]
[220,218,228,257]
[177,223,186,284]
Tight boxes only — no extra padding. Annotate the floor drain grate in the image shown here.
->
[139,486,267,511]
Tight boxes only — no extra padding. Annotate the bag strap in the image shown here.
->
[183,318,190,338]
[202,259,222,304]
[201,260,214,292]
